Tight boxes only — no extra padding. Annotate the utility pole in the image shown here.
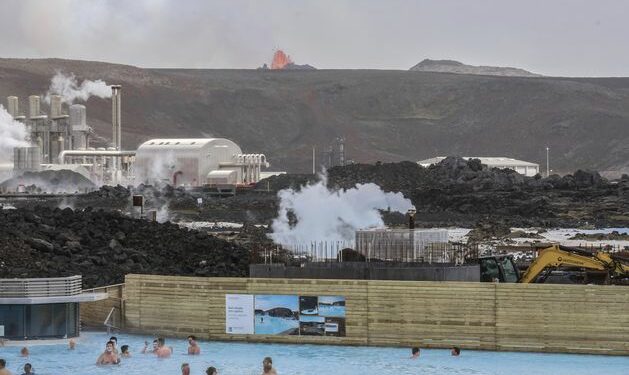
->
[312,146,316,174]
[546,147,550,177]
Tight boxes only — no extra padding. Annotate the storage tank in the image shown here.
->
[13,146,42,172]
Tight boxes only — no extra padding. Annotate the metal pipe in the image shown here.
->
[59,150,135,164]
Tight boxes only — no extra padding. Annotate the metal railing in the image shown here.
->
[0,275,82,298]
[104,306,120,334]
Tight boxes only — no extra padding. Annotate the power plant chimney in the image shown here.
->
[29,95,46,119]
[7,96,23,119]
[111,85,122,150]
[50,95,67,119]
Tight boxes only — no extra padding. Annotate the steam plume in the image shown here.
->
[269,175,414,246]
[0,105,29,162]
[45,72,112,103]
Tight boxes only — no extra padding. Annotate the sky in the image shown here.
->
[1,0,628,76]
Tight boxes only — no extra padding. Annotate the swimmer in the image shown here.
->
[109,336,119,354]
[156,337,172,358]
[20,347,29,357]
[20,363,34,375]
[187,335,200,355]
[206,366,218,375]
[142,340,158,354]
[262,357,277,375]
[0,359,12,375]
[410,347,420,359]
[181,363,190,375]
[96,341,120,365]
[120,345,131,358]
[68,339,76,350]
[451,346,461,356]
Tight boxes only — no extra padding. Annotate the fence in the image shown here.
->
[119,274,629,355]
[0,275,82,297]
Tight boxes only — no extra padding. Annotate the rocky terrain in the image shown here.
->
[2,58,629,174]
[0,170,95,193]
[410,59,541,77]
[0,206,249,287]
[4,157,627,229]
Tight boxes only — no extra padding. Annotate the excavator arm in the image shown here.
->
[519,245,629,283]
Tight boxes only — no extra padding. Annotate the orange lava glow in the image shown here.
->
[271,50,293,69]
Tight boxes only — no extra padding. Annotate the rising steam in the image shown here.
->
[45,72,112,103]
[0,105,29,163]
[269,175,414,246]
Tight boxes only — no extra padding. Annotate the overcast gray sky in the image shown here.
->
[1,0,628,76]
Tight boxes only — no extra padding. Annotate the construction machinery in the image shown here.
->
[479,245,629,284]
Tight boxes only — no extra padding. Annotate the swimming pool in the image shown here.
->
[0,332,627,375]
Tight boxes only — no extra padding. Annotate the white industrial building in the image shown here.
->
[134,138,269,187]
[418,156,540,177]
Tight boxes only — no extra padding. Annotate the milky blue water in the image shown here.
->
[0,332,627,375]
[318,305,345,318]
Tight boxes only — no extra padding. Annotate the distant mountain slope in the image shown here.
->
[1,58,629,174]
[410,59,541,77]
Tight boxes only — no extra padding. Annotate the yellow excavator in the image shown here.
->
[479,245,629,284]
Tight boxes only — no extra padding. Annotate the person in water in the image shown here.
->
[206,366,218,375]
[68,339,76,350]
[262,357,277,375]
[451,346,461,356]
[20,363,34,375]
[410,347,420,359]
[142,340,158,354]
[156,337,172,358]
[181,363,190,375]
[96,341,120,365]
[187,335,201,355]
[120,345,131,358]
[19,347,29,357]
[0,359,12,375]
[109,336,119,354]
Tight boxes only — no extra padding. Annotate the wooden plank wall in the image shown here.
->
[121,274,629,355]
[80,284,125,329]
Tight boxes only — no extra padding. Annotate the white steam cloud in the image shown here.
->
[45,72,112,103]
[269,175,414,246]
[0,105,29,162]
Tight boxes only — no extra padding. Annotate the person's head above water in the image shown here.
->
[206,366,218,375]
[187,335,197,344]
[23,363,33,373]
[110,336,118,345]
[451,346,461,356]
[181,363,190,375]
[69,339,76,350]
[157,337,165,347]
[411,347,420,358]
[20,347,29,356]
[263,357,273,371]
[0,359,6,369]
[121,345,129,354]
[105,341,115,352]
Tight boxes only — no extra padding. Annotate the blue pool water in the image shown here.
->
[0,332,627,375]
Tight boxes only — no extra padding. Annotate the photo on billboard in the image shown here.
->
[324,317,346,337]
[299,315,325,336]
[254,295,299,335]
[299,296,319,315]
[318,296,345,317]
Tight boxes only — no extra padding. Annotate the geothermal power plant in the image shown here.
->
[4,86,269,188]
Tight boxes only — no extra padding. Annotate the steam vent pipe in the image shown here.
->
[111,85,122,151]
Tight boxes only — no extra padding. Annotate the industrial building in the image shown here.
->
[355,228,449,262]
[134,138,269,186]
[418,156,540,177]
[6,85,269,188]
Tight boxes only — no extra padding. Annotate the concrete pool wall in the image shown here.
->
[80,275,629,355]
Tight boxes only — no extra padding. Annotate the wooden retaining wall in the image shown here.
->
[80,284,124,329]
[105,275,629,355]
